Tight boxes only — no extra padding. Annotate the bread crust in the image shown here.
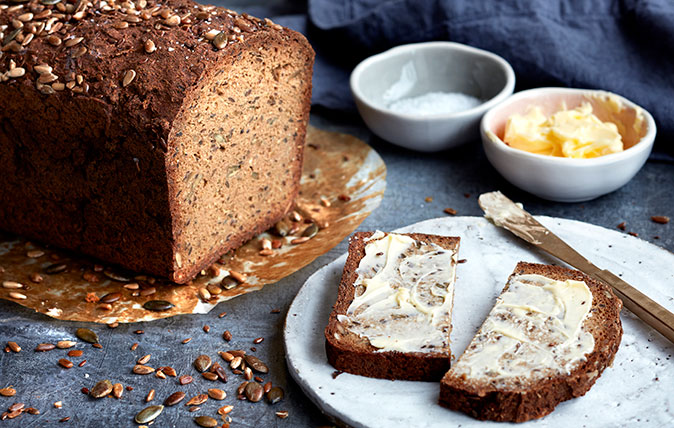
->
[325,231,460,381]
[439,262,623,422]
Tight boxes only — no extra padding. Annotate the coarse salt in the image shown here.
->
[388,91,482,115]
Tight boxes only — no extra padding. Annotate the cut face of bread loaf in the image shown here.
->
[440,262,622,422]
[325,231,460,381]
[0,1,314,283]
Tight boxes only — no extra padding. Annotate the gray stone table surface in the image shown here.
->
[0,109,672,428]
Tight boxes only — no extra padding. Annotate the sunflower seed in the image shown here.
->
[133,365,154,375]
[163,391,185,406]
[218,405,233,415]
[243,354,268,373]
[146,389,155,402]
[57,340,76,349]
[7,67,25,78]
[253,337,264,344]
[112,383,123,399]
[0,388,17,397]
[275,410,289,419]
[185,394,208,406]
[8,291,26,300]
[230,356,242,370]
[143,300,174,311]
[222,331,232,341]
[198,288,211,301]
[245,382,264,402]
[2,281,24,289]
[76,328,98,343]
[100,292,121,303]
[103,270,129,282]
[194,415,218,427]
[8,402,24,412]
[207,388,226,400]
[35,343,56,352]
[194,355,211,372]
[64,36,83,47]
[228,270,246,283]
[134,405,163,424]
[202,372,218,381]
[266,386,284,404]
[137,354,151,365]
[90,380,113,398]
[67,349,83,357]
[178,375,193,385]
[162,366,177,377]
[7,341,21,352]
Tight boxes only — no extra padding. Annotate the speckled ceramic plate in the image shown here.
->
[284,216,674,428]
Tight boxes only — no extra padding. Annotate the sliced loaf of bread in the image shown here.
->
[440,262,622,422]
[325,231,460,381]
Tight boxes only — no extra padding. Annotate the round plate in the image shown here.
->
[284,216,674,427]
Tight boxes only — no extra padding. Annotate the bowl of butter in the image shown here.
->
[481,87,656,202]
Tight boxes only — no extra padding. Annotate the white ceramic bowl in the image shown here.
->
[350,42,515,152]
[481,87,656,202]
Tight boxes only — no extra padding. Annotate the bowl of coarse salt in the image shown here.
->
[350,41,515,152]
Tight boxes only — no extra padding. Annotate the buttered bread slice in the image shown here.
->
[440,262,622,422]
[325,231,460,381]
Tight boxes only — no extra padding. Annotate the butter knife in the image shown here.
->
[478,191,674,344]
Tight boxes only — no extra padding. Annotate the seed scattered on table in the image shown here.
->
[617,221,626,231]
[207,388,226,400]
[35,343,56,352]
[90,380,113,398]
[76,328,98,344]
[203,325,210,333]
[112,383,123,399]
[218,405,234,415]
[137,354,151,365]
[178,375,193,385]
[57,341,76,349]
[0,388,16,397]
[163,391,185,406]
[267,386,284,404]
[58,358,74,369]
[651,215,670,224]
[146,389,155,402]
[202,372,218,381]
[185,393,208,406]
[135,405,164,424]
[194,355,212,372]
[244,354,269,373]
[131,343,139,351]
[182,337,192,344]
[7,342,21,353]
[275,410,289,419]
[444,207,457,215]
[194,415,218,427]
[244,382,264,402]
[133,365,155,375]
[222,330,232,341]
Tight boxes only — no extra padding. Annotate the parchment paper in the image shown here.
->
[0,126,386,323]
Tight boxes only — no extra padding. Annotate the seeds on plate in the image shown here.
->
[90,380,113,398]
[164,391,185,406]
[135,405,163,424]
[2,281,24,289]
[99,292,121,303]
[45,263,67,274]
[8,291,26,300]
[29,273,44,283]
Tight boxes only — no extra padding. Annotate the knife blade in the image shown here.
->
[478,191,674,344]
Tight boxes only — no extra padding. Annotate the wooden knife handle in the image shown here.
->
[595,269,674,344]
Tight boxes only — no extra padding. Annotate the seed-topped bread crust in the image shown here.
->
[325,231,460,381]
[0,0,314,282]
[439,262,623,422]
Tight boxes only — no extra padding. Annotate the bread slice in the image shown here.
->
[440,262,622,422]
[325,231,460,381]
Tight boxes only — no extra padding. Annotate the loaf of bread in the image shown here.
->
[325,231,460,381]
[0,0,314,283]
[440,262,622,422]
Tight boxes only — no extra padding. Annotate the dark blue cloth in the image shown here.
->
[274,0,674,155]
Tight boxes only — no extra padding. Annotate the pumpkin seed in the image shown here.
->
[103,270,130,282]
[3,28,21,47]
[273,219,291,237]
[90,380,113,398]
[194,355,211,372]
[76,328,99,343]
[220,276,238,290]
[194,415,218,427]
[302,223,319,238]
[135,405,163,424]
[244,382,264,402]
[45,263,67,274]
[266,386,284,404]
[143,300,174,311]
[100,292,121,303]
[163,391,185,406]
[244,354,269,373]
